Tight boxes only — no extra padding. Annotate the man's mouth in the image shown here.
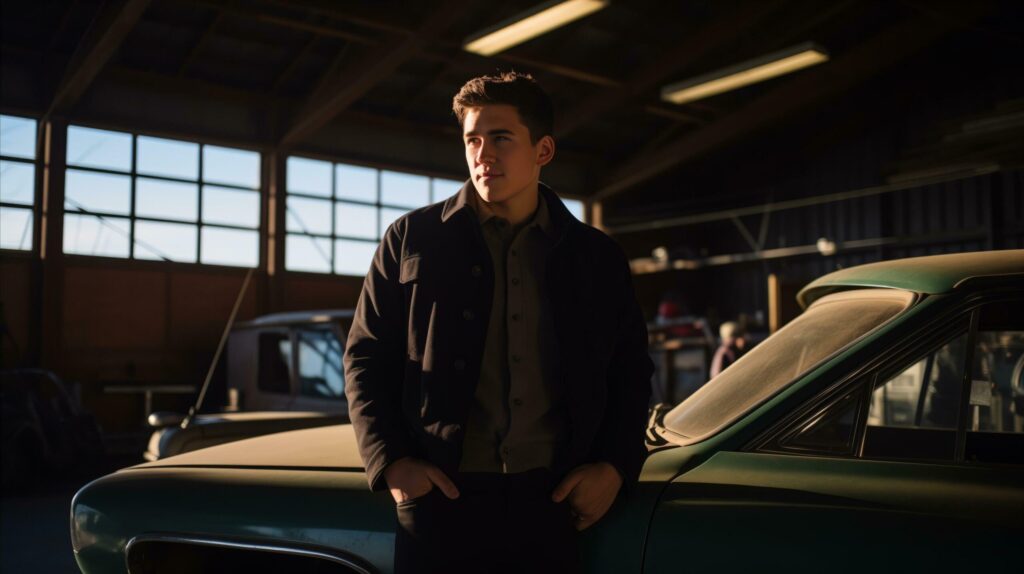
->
[479,172,503,180]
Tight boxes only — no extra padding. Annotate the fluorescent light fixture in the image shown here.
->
[661,42,829,105]
[463,0,609,56]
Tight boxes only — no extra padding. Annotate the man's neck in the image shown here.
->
[478,182,540,226]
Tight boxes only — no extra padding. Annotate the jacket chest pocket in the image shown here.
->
[400,255,439,366]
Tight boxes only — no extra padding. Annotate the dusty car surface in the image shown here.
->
[71,251,1024,573]
[144,309,351,461]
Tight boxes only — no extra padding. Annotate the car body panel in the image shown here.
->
[797,249,1024,307]
[644,450,1024,572]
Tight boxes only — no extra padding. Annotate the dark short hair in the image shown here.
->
[452,71,554,144]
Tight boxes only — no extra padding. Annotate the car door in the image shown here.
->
[643,294,1024,573]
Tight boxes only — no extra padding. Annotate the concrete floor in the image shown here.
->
[1,455,141,574]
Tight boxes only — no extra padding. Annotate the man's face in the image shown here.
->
[463,104,553,204]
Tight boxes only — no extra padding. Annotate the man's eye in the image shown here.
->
[496,136,510,142]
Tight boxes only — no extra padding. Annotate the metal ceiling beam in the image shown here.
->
[46,0,151,119]
[278,0,471,148]
[557,1,777,137]
[594,4,987,202]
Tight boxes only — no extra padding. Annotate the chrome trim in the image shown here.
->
[125,534,375,574]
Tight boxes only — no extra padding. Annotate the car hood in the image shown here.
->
[135,423,364,471]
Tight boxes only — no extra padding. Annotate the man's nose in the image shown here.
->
[474,141,496,165]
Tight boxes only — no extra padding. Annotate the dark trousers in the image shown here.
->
[393,468,581,574]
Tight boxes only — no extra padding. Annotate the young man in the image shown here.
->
[344,72,654,573]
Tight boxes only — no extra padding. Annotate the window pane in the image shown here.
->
[868,333,966,430]
[381,171,429,208]
[285,233,332,273]
[63,213,130,257]
[297,328,345,400]
[0,160,35,205]
[0,207,33,250]
[563,197,584,221]
[134,221,197,262]
[67,126,131,172]
[335,164,377,202]
[258,332,291,394]
[970,330,1024,434]
[380,207,408,238]
[286,196,332,235]
[65,169,131,215]
[287,156,331,197]
[334,239,377,276]
[137,136,198,180]
[781,390,861,455]
[201,227,258,268]
[432,178,464,202]
[335,201,377,239]
[203,186,259,228]
[203,145,259,188]
[0,115,36,160]
[136,178,198,222]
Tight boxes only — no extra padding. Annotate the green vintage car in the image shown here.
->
[71,250,1024,573]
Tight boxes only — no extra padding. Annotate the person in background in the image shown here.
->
[710,321,747,379]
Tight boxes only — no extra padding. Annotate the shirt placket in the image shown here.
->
[500,226,526,473]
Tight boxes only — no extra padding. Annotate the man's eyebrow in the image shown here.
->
[464,128,515,137]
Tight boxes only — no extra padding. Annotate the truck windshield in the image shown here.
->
[663,288,915,443]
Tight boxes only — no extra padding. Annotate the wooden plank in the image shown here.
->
[47,0,151,117]
[278,0,471,148]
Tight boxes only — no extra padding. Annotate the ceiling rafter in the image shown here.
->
[278,0,473,148]
[557,1,777,137]
[594,3,989,202]
[176,10,223,77]
[46,0,151,119]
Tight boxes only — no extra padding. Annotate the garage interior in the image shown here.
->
[1,0,1022,571]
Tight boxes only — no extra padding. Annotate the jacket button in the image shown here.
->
[462,309,474,320]
[471,265,482,277]
[511,354,521,363]
[512,398,523,407]
[511,277,520,286]
[454,359,466,371]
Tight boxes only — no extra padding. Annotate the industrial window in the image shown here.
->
[284,157,585,277]
[63,125,261,267]
[284,156,463,276]
[0,114,38,251]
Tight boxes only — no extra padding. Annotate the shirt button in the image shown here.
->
[512,398,523,407]
[462,309,474,320]
[454,359,466,371]
[511,354,521,363]
[511,277,520,286]
[501,446,511,456]
[511,313,520,321]
[471,265,482,277]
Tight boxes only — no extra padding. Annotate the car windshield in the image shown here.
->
[663,288,916,442]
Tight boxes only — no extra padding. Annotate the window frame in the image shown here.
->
[0,112,42,255]
[749,285,1024,468]
[283,154,465,277]
[62,123,263,268]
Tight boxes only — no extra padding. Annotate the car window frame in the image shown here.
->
[749,285,1024,469]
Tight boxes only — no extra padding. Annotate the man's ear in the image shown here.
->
[535,135,556,167]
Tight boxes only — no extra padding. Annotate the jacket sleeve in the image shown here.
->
[344,220,413,492]
[590,247,655,493]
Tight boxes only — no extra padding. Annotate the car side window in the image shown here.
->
[862,331,967,462]
[258,332,292,394]
[296,327,345,400]
[965,299,1024,465]
[778,389,863,455]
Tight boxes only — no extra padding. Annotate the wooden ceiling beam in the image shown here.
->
[278,0,471,148]
[593,4,988,202]
[46,0,151,118]
[557,1,778,137]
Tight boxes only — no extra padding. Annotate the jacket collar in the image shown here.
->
[441,179,576,245]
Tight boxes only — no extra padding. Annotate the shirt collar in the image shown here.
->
[468,184,553,237]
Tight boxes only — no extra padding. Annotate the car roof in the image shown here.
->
[233,309,354,330]
[798,249,1024,308]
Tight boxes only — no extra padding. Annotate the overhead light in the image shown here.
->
[463,0,609,56]
[661,42,829,105]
